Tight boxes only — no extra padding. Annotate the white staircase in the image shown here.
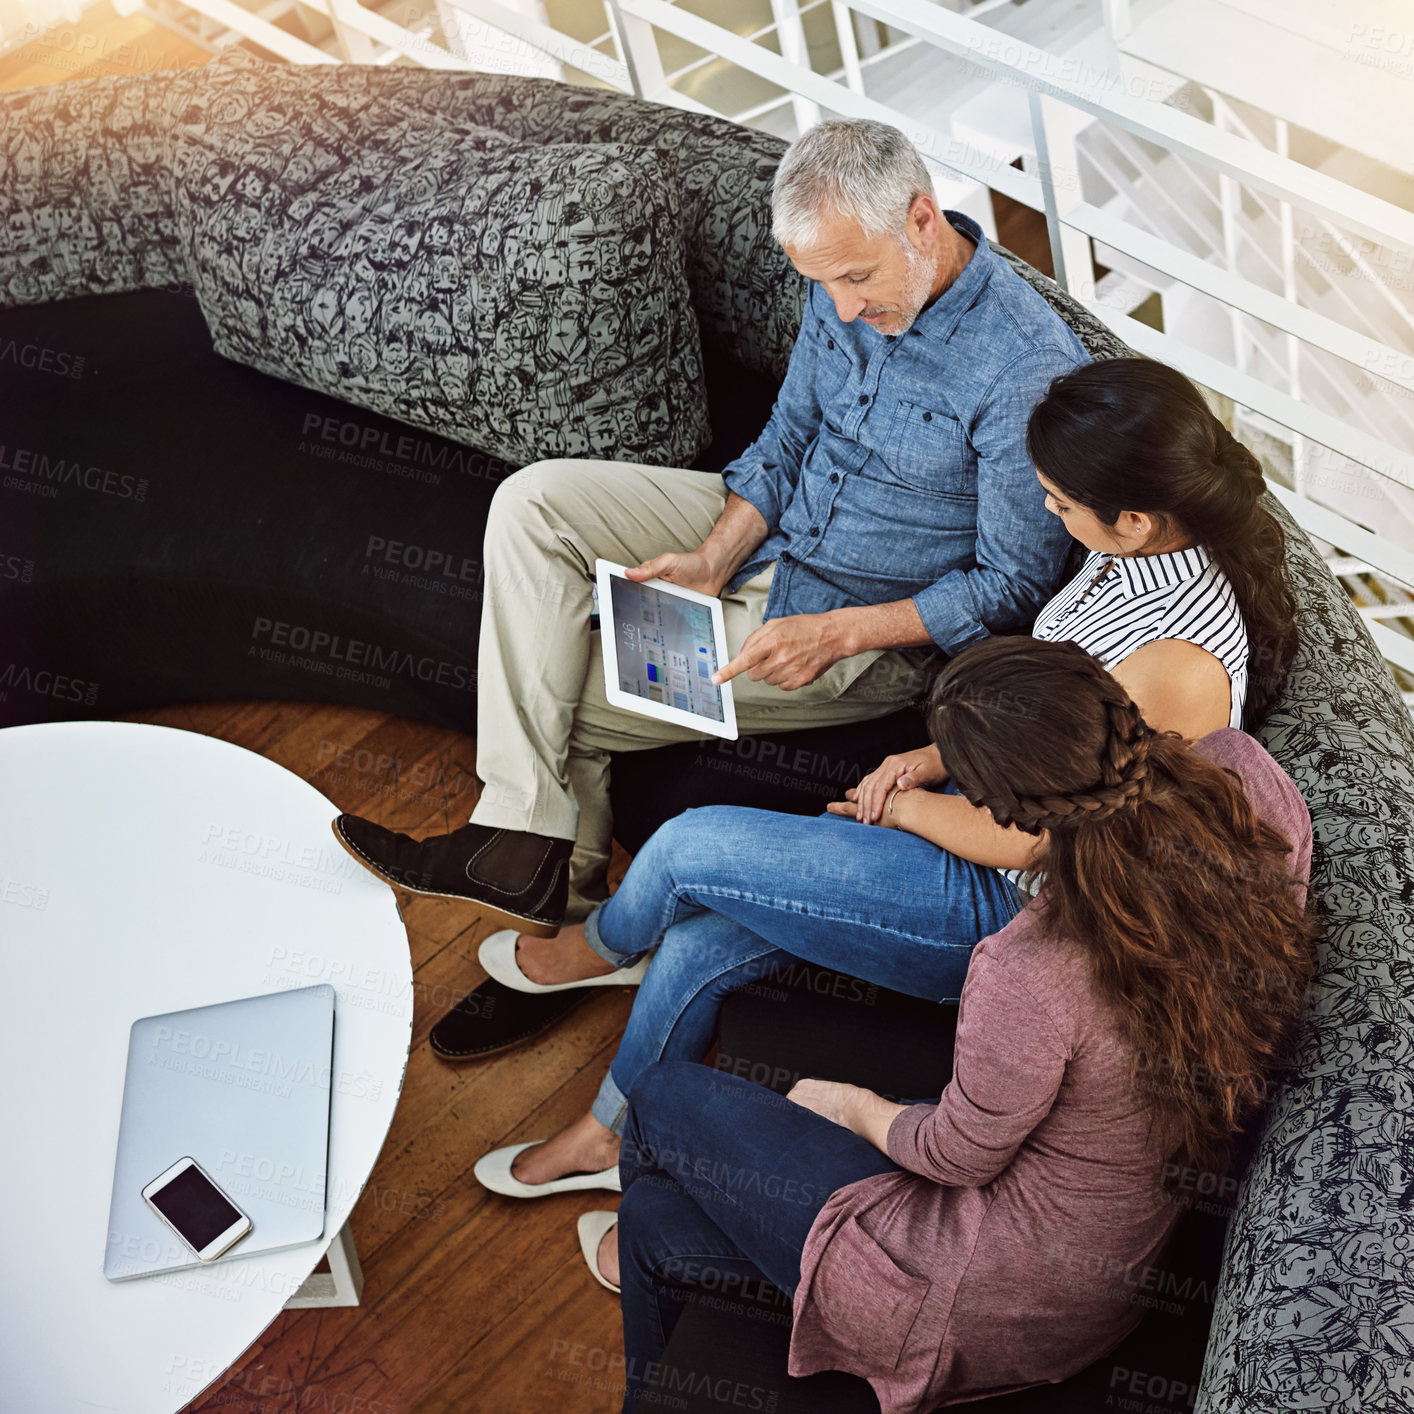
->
[1078,105,1414,544]
[1068,0,1414,690]
[1117,0,1414,178]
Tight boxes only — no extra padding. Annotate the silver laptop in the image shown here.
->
[104,985,336,1281]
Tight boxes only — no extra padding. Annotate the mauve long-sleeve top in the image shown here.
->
[787,729,1313,1413]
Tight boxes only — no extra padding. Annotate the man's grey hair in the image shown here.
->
[771,118,934,250]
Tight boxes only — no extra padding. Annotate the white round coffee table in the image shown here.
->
[0,721,412,1414]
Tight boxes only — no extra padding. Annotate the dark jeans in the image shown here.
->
[615,1061,909,1414]
[583,800,1021,1133]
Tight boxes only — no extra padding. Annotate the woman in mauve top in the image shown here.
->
[586,637,1317,1414]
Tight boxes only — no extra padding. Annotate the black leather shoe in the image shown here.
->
[428,978,590,1061]
[330,816,571,936]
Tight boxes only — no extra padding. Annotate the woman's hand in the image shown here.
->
[788,1078,906,1152]
[787,1077,870,1128]
[827,744,947,825]
[828,787,902,828]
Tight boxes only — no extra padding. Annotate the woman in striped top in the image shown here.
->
[845,357,1297,840]
[472,357,1302,1198]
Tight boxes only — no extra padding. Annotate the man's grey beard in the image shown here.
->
[887,243,937,335]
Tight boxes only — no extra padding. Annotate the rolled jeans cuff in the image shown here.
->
[583,902,645,968]
[590,1066,631,1136]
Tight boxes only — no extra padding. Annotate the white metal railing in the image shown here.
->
[85,0,1414,692]
[1079,119,1414,499]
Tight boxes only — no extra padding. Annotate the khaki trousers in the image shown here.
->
[469,458,929,921]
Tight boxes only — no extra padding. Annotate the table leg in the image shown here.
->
[284,1221,365,1308]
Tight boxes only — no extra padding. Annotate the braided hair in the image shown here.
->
[929,637,1316,1187]
[933,641,1161,836]
[1026,357,1299,727]
[962,692,1155,834]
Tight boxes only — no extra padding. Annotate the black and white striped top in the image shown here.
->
[1032,544,1248,726]
[1002,543,1249,894]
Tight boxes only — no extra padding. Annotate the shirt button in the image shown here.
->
[858,394,868,406]
[780,550,792,563]
[827,339,835,350]
[829,472,839,484]
[809,526,820,537]
[923,411,932,422]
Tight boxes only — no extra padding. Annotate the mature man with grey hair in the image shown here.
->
[333,117,1087,1059]
[772,118,941,333]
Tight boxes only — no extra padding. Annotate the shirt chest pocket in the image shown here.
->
[882,400,975,498]
[816,336,855,422]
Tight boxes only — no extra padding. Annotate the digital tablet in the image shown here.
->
[595,559,738,740]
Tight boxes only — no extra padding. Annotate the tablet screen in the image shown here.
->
[608,576,726,724]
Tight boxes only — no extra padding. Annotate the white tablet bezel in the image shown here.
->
[595,559,738,741]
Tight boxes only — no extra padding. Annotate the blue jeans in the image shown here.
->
[616,1061,906,1414]
[583,802,1021,1133]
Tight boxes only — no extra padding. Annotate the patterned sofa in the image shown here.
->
[1,48,1403,1414]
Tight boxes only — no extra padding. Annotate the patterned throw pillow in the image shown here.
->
[0,69,198,308]
[171,59,709,468]
[184,47,804,382]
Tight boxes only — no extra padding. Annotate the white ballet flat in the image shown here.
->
[474,1141,622,1199]
[577,1211,621,1294]
[478,927,649,994]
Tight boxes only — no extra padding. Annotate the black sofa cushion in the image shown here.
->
[213,56,807,383]
[0,286,505,727]
[0,51,805,387]
[170,49,710,468]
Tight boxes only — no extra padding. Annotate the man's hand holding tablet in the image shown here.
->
[623,551,724,598]
[624,552,849,693]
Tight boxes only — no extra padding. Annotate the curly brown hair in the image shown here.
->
[928,636,1317,1183]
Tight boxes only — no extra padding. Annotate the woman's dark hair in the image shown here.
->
[1026,356,1298,726]
[928,637,1317,1187]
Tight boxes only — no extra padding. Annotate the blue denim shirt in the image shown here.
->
[724,212,1087,655]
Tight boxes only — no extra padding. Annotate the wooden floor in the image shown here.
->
[122,699,635,1414]
[992,185,1055,279]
